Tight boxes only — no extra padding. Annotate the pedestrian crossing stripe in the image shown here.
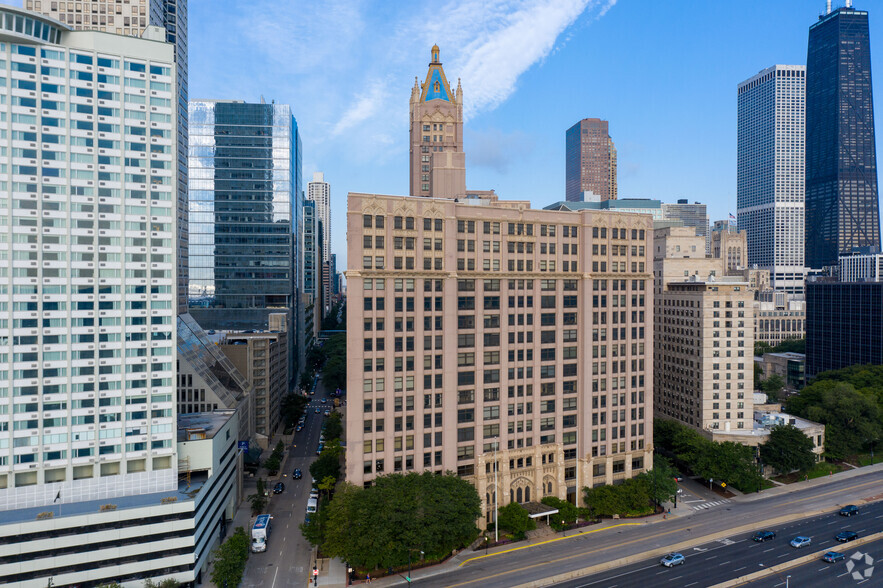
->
[691,499,732,511]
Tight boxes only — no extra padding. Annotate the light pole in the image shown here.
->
[484,536,489,556]
[494,438,499,542]
[786,574,790,588]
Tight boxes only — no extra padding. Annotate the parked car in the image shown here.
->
[822,551,845,563]
[752,531,776,542]
[273,482,285,494]
[839,505,859,517]
[296,424,304,432]
[835,531,858,542]
[293,469,302,480]
[659,553,685,568]
[310,489,319,500]
[324,410,331,417]
[790,536,812,548]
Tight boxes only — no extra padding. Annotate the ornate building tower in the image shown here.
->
[410,45,466,198]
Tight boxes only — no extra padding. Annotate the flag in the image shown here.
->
[54,491,61,503]
[729,213,736,219]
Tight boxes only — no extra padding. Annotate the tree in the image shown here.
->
[497,502,536,539]
[281,393,308,426]
[760,424,817,474]
[310,440,343,484]
[761,374,785,395]
[144,580,182,588]
[638,456,679,507]
[211,527,249,588]
[754,362,765,391]
[323,411,343,442]
[310,473,481,569]
[755,341,773,357]
[541,496,579,531]
[249,492,267,516]
[787,379,881,459]
[321,334,347,392]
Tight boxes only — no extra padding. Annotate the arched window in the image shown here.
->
[516,487,523,503]
[525,486,531,502]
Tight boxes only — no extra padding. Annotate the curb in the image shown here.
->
[710,531,883,587]
[512,507,840,588]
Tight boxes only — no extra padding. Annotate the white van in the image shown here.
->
[306,497,318,513]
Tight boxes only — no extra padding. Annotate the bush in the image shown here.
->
[497,502,536,539]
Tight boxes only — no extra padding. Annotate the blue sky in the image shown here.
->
[14,1,883,268]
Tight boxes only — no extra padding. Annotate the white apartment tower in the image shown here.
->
[27,0,190,313]
[0,0,180,569]
[308,171,331,262]
[737,64,806,293]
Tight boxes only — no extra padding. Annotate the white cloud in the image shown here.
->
[331,79,389,136]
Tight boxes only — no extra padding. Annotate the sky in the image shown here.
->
[12,0,883,270]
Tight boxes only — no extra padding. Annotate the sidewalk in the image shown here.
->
[734,460,883,502]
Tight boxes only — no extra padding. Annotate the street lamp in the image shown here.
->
[484,536,489,556]
[786,574,790,588]
[407,549,424,584]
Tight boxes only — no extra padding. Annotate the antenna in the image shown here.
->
[827,0,831,14]
[845,0,852,7]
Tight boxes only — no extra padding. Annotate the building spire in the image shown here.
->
[431,44,440,64]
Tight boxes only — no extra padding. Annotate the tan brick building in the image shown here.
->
[346,193,654,521]
[653,227,755,434]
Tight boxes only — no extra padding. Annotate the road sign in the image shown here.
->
[721,482,727,488]
[313,568,318,576]
[238,441,249,451]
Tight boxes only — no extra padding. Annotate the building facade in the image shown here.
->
[346,193,654,516]
[737,64,806,293]
[565,118,617,202]
[187,100,302,380]
[303,199,320,344]
[308,171,331,262]
[0,5,178,507]
[840,251,883,282]
[710,221,748,273]
[661,200,709,254]
[218,322,289,441]
[28,0,191,313]
[805,5,881,269]
[805,280,883,378]
[409,45,465,198]
[653,229,755,434]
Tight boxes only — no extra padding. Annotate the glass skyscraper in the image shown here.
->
[805,4,881,269]
[188,100,302,376]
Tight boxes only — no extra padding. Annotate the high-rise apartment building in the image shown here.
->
[840,251,883,282]
[28,0,191,313]
[409,45,465,198]
[347,193,654,515]
[737,64,806,293]
[653,228,755,433]
[0,9,238,585]
[308,171,331,263]
[806,4,881,269]
[0,2,177,511]
[188,99,303,381]
[565,118,617,202]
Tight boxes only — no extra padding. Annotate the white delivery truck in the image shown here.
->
[306,497,318,513]
[251,514,272,553]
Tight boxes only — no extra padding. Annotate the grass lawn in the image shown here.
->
[772,460,849,484]
[846,453,881,467]
[759,479,777,490]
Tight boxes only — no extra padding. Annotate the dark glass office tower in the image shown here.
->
[805,4,881,268]
[188,100,303,377]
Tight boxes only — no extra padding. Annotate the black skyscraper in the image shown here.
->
[805,5,881,268]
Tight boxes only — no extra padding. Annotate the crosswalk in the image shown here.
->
[691,498,732,511]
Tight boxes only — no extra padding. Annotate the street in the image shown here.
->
[386,466,883,588]
[241,377,333,588]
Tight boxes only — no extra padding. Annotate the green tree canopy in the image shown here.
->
[323,411,343,442]
[497,501,536,539]
[307,473,481,569]
[310,440,342,484]
[638,456,679,506]
[321,334,347,392]
[759,424,817,474]
[786,379,881,459]
[211,527,249,588]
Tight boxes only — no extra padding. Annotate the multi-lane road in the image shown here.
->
[241,380,332,588]
[555,500,883,587]
[401,467,883,588]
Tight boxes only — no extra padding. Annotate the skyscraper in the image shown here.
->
[661,199,710,254]
[27,0,191,313]
[805,3,881,269]
[308,171,331,262]
[409,45,465,198]
[737,65,806,293]
[188,100,303,379]
[565,118,617,202]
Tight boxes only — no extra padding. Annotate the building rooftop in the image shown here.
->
[764,352,806,361]
[713,409,821,439]
[178,409,236,442]
[0,475,206,526]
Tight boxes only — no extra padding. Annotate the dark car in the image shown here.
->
[273,482,285,494]
[293,469,302,479]
[839,505,859,517]
[823,551,845,563]
[752,530,776,542]
[835,531,858,542]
